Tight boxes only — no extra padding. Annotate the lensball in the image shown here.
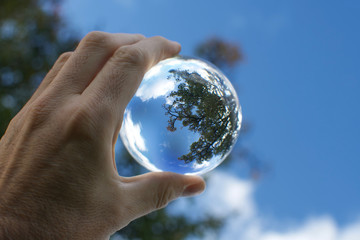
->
[120,56,242,175]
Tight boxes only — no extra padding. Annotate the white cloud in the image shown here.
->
[135,74,175,102]
[169,171,254,223]
[169,171,360,240]
[121,109,147,152]
[249,216,360,240]
[254,217,338,240]
[135,60,176,102]
[339,221,360,240]
[120,110,161,172]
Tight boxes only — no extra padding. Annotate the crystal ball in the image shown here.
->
[119,56,242,175]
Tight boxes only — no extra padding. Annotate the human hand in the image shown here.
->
[0,32,205,240]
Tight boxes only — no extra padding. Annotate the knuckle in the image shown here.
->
[58,51,72,62]
[151,35,167,43]
[27,97,52,127]
[154,185,176,209]
[1,110,25,145]
[81,31,110,49]
[63,101,113,141]
[7,110,23,129]
[124,33,145,42]
[151,174,179,209]
[133,33,145,40]
[150,35,171,50]
[64,105,97,141]
[101,67,128,101]
[113,45,147,69]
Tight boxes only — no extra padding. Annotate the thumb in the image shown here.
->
[120,172,205,220]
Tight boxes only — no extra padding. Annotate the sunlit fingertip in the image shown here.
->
[170,40,181,53]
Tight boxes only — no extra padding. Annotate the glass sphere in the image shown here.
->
[120,56,242,175]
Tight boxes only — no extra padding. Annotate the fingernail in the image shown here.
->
[182,182,205,197]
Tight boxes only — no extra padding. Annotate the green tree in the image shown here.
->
[195,37,242,69]
[163,69,240,164]
[117,201,222,240]
[195,37,267,180]
[0,0,78,135]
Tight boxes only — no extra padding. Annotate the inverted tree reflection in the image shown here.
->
[163,69,239,165]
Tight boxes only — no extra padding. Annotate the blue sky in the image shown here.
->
[61,0,360,238]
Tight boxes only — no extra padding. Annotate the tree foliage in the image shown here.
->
[118,205,222,240]
[195,37,242,69]
[0,0,78,135]
[163,69,239,164]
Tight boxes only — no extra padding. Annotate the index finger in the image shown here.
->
[82,36,181,126]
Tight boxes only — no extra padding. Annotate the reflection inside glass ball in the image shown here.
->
[119,56,242,175]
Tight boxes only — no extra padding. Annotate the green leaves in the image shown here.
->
[0,0,78,136]
[163,69,237,165]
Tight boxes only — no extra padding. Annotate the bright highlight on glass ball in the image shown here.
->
[120,56,242,175]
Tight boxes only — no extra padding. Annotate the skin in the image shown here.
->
[0,32,205,240]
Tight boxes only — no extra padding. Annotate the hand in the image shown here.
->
[0,32,205,240]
